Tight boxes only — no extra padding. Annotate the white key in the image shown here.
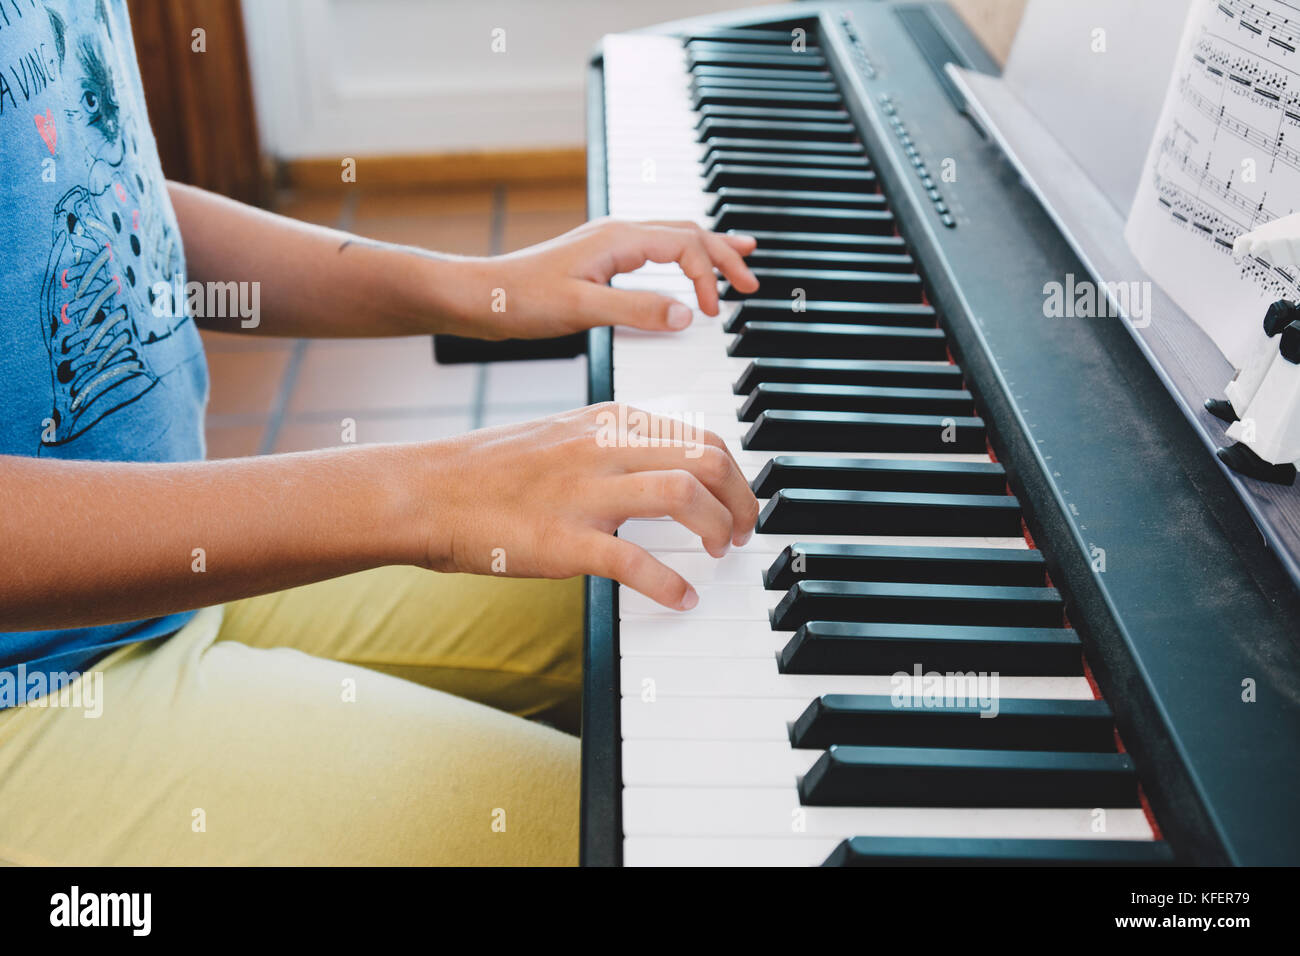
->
[623,740,817,787]
[618,618,792,658]
[621,788,1156,840]
[618,585,777,619]
[624,836,842,867]
[618,520,1028,553]
[620,696,802,740]
[641,550,773,582]
[612,391,742,416]
[735,451,999,486]
[618,665,1094,703]
[615,365,750,393]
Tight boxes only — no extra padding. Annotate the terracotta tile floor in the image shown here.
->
[201,181,588,458]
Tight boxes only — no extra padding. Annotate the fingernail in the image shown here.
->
[667,303,693,329]
[735,528,754,547]
[679,587,699,611]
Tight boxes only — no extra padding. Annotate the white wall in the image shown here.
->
[241,0,771,159]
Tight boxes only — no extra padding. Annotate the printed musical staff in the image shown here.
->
[1215,0,1300,54]
[1125,0,1300,364]
[1140,0,1300,308]
[1152,175,1300,299]
[1180,79,1300,174]
[1161,126,1285,222]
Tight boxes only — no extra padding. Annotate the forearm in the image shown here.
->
[0,447,428,631]
[171,190,759,342]
[167,181,488,338]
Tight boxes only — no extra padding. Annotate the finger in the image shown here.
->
[574,282,695,332]
[723,230,758,254]
[608,223,722,316]
[610,469,735,557]
[621,408,742,472]
[661,228,721,316]
[588,533,698,611]
[619,409,748,508]
[722,227,759,252]
[588,404,755,546]
[616,442,759,547]
[702,231,759,294]
[649,223,758,303]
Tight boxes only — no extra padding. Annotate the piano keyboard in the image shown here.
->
[601,30,1172,867]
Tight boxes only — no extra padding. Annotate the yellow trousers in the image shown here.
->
[0,569,583,865]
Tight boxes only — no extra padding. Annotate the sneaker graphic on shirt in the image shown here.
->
[39,185,157,447]
[101,169,188,348]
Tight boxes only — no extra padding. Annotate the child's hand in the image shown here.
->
[452,218,759,339]
[409,403,760,610]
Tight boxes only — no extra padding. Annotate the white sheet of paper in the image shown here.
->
[1002,0,1192,215]
[1124,0,1300,367]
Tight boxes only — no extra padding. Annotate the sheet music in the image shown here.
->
[1125,0,1300,367]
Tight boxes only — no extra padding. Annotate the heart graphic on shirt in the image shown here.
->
[34,109,57,155]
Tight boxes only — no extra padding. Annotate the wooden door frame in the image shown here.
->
[126,0,268,205]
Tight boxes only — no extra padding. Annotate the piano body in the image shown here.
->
[576,1,1300,866]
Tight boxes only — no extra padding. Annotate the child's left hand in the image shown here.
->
[447,218,759,339]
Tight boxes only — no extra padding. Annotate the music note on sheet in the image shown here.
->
[1125,0,1300,367]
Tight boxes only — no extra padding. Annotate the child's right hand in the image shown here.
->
[407,403,759,611]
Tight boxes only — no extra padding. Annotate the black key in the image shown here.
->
[723,267,919,303]
[734,358,961,393]
[688,50,828,70]
[730,323,948,360]
[757,488,1023,537]
[685,40,823,57]
[698,118,858,143]
[799,746,1140,807]
[728,229,904,252]
[744,409,984,453]
[726,300,934,333]
[790,695,1116,752]
[698,104,849,124]
[704,139,867,161]
[684,29,807,44]
[764,542,1042,589]
[693,88,844,109]
[753,459,1006,500]
[690,74,838,93]
[724,267,917,302]
[715,207,896,238]
[739,383,973,420]
[708,189,883,215]
[822,837,1173,866]
[705,156,871,181]
[690,66,833,83]
[770,581,1063,630]
[779,621,1082,676]
[739,248,914,272]
[705,165,877,192]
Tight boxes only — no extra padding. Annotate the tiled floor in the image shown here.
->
[201,181,589,459]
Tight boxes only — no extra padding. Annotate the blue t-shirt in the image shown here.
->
[0,0,208,706]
